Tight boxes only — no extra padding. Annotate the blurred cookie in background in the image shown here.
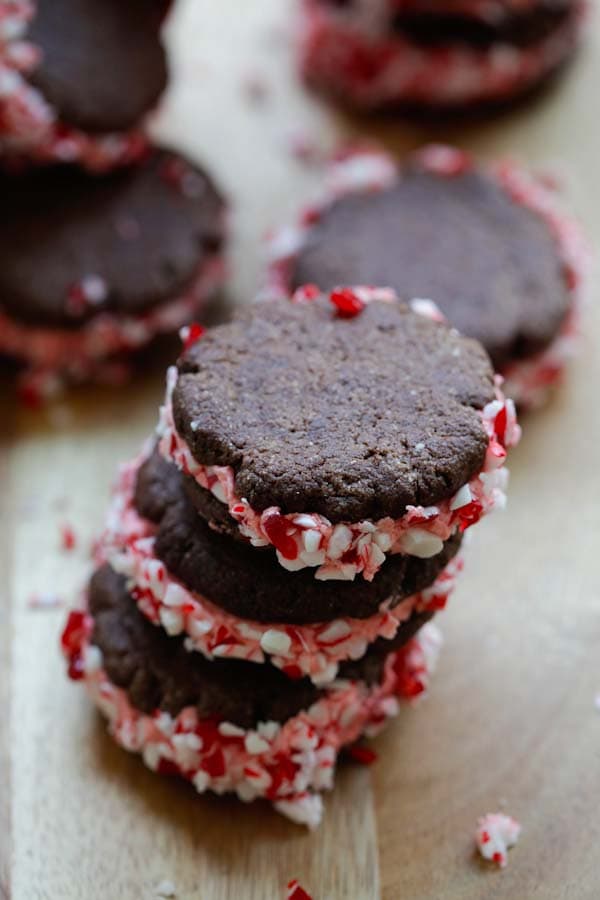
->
[0,150,227,404]
[0,0,169,170]
[298,0,587,114]
[267,145,590,409]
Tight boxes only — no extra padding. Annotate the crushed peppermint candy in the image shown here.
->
[60,523,77,552]
[347,744,378,765]
[475,813,522,868]
[287,880,313,900]
[99,451,461,684]
[158,358,519,582]
[62,605,442,828]
[330,287,365,318]
[28,592,63,610]
[180,322,205,351]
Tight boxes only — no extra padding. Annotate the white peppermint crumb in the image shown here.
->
[154,879,177,898]
[476,812,521,868]
[594,694,600,712]
[260,628,292,656]
[28,592,62,610]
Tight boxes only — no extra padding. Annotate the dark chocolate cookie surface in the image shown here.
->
[0,151,225,328]
[90,564,430,728]
[135,450,461,624]
[291,167,570,369]
[27,0,168,133]
[173,296,495,522]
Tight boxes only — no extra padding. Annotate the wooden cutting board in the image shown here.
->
[2,1,599,897]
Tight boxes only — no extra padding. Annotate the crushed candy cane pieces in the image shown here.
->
[330,287,365,318]
[347,744,378,765]
[287,880,313,900]
[28,592,63,610]
[60,523,77,552]
[180,322,205,351]
[476,813,521,868]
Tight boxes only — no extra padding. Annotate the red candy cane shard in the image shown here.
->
[330,288,365,318]
[287,880,313,900]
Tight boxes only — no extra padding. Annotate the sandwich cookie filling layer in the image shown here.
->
[62,574,442,829]
[100,450,460,684]
[159,290,519,581]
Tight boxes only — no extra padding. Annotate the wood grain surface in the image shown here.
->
[3,1,600,898]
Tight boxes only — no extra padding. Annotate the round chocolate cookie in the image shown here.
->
[135,449,462,624]
[171,295,495,523]
[90,564,430,729]
[26,0,168,134]
[0,150,225,329]
[290,164,570,371]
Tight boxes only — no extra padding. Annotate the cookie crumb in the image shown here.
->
[475,813,521,868]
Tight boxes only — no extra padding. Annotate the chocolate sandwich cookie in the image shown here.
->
[87,564,432,727]
[158,288,519,583]
[0,150,226,402]
[268,147,588,408]
[62,564,442,828]
[101,449,461,684]
[135,448,463,625]
[0,0,168,169]
[299,0,585,113]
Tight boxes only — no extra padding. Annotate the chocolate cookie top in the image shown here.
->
[172,295,495,522]
[291,167,570,369]
[0,151,225,328]
[90,564,429,728]
[27,0,168,133]
[135,450,461,624]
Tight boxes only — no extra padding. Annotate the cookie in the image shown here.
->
[268,146,589,408]
[0,0,168,169]
[299,0,585,113]
[159,289,519,581]
[100,449,460,683]
[0,150,226,400]
[135,448,463,624]
[62,564,442,828]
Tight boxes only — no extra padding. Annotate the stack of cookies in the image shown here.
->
[0,0,226,402]
[299,0,586,113]
[62,289,520,827]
